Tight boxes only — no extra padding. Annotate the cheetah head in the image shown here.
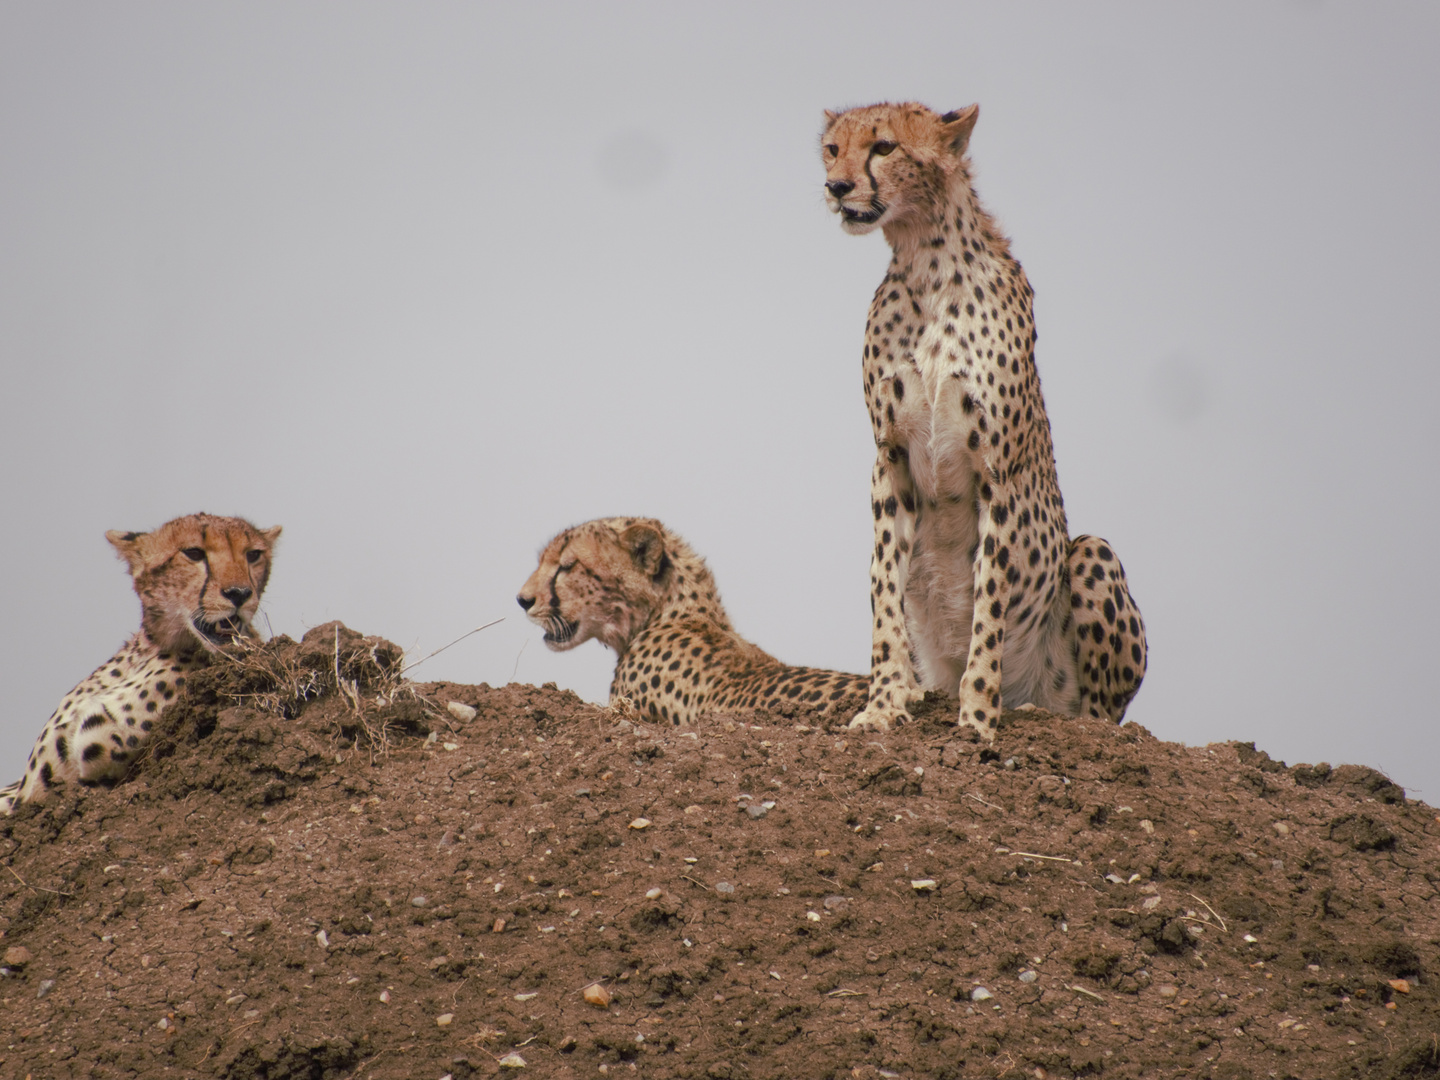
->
[821,102,978,236]
[517,518,675,655]
[107,513,282,655]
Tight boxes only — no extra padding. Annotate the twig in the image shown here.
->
[5,865,74,896]
[1012,851,1074,864]
[1065,984,1107,1002]
[340,1050,387,1080]
[512,639,528,682]
[1188,893,1228,932]
[681,876,710,891]
[826,988,867,997]
[965,792,1004,813]
[403,619,505,675]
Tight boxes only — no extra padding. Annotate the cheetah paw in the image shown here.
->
[847,707,911,732]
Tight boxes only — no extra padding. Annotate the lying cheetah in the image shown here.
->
[821,101,1147,740]
[517,517,867,725]
[0,513,281,813]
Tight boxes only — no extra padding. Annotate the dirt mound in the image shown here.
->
[2,623,1437,1079]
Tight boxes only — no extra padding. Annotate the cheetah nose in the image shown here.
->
[516,595,536,612]
[826,180,855,198]
[221,586,252,607]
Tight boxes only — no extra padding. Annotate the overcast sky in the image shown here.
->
[2,3,1437,801]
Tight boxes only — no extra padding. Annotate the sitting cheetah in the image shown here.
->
[820,101,1147,740]
[517,517,867,725]
[0,513,281,814]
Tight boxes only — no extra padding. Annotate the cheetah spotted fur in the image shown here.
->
[518,517,867,725]
[821,101,1147,740]
[0,513,281,814]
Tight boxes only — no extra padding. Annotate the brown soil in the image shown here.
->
[2,623,1437,1080]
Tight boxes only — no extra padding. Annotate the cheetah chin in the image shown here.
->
[189,613,246,649]
[540,616,579,649]
[838,200,886,232]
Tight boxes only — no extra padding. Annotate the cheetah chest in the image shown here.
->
[866,326,988,534]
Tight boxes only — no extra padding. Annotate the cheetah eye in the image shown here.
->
[872,140,897,156]
[824,143,839,157]
[182,547,205,562]
[245,549,264,565]
[557,562,577,574]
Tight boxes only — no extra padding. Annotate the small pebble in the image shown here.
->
[629,818,651,830]
[911,879,938,892]
[446,701,477,722]
[315,930,329,948]
[379,990,391,1003]
[411,896,428,907]
[715,881,735,895]
[746,804,769,819]
[584,983,612,1008]
[1158,985,1179,999]
[823,896,848,911]
[806,912,822,922]
[970,987,993,1002]
[3,946,32,967]
[645,888,663,900]
[437,1012,454,1026]
[37,979,55,1000]
[1389,978,1411,994]
[497,1051,527,1068]
[1018,970,1038,983]
[514,992,538,1002]
[1139,819,1154,834]
[156,1017,170,1030]
[226,994,247,1006]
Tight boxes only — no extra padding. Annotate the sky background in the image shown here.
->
[2,3,1437,800]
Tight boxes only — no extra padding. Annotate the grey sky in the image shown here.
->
[2,4,1437,799]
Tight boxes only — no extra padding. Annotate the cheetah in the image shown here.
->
[820,101,1147,740]
[0,513,281,814]
[517,517,867,725]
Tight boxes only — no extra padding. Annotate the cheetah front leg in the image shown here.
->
[955,483,1013,740]
[850,450,924,731]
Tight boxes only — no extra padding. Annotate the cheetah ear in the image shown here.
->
[106,529,147,576]
[620,523,667,578]
[823,108,839,124]
[940,104,979,154]
[262,525,282,547]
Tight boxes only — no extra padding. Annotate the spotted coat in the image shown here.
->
[0,513,281,814]
[821,102,1147,739]
[517,517,867,726]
